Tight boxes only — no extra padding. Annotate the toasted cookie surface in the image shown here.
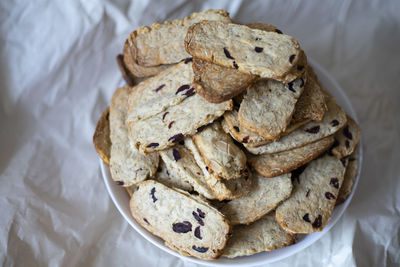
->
[217,172,292,225]
[109,87,159,187]
[185,137,252,200]
[245,97,347,154]
[276,154,346,233]
[336,148,360,205]
[331,116,361,159]
[185,21,301,79]
[130,180,231,260]
[222,212,296,258]
[238,77,305,140]
[249,136,334,178]
[128,9,232,66]
[192,122,247,180]
[93,107,111,164]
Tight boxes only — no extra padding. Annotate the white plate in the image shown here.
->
[100,58,363,266]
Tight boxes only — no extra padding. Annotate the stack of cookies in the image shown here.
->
[93,9,361,260]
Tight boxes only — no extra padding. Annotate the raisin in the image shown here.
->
[305,126,320,134]
[297,65,304,71]
[330,178,339,189]
[192,211,204,226]
[192,246,208,253]
[197,208,205,218]
[176,84,190,95]
[255,47,263,53]
[345,140,350,148]
[312,215,322,228]
[289,54,296,64]
[306,189,310,197]
[275,29,283,34]
[168,121,175,129]
[168,133,184,143]
[242,136,250,143]
[205,166,209,171]
[233,61,239,69]
[287,81,296,93]
[194,226,202,239]
[343,125,353,140]
[183,87,195,97]
[116,181,124,186]
[172,221,192,233]
[147,143,159,148]
[150,187,157,202]
[325,192,335,200]
[154,84,165,92]
[303,213,311,222]
[179,139,185,145]
[143,218,150,224]
[184,57,193,64]
[172,148,181,161]
[331,119,339,127]
[255,37,261,41]
[233,126,240,132]
[223,47,234,59]
[162,112,169,120]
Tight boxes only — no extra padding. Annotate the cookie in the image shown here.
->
[216,172,292,225]
[192,57,256,103]
[331,116,361,159]
[130,180,231,260]
[109,86,159,187]
[185,21,301,80]
[245,97,347,154]
[292,65,327,122]
[185,137,252,200]
[116,54,136,86]
[275,154,346,233]
[154,159,193,192]
[192,122,247,180]
[159,144,216,199]
[336,148,360,205]
[127,9,232,67]
[238,77,306,140]
[127,61,195,123]
[128,92,233,153]
[93,107,111,164]
[122,40,174,78]
[249,136,334,178]
[222,212,296,258]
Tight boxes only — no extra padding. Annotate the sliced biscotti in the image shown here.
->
[127,9,232,67]
[331,116,361,159]
[222,212,296,258]
[336,148,360,205]
[130,180,231,260]
[276,154,346,233]
[193,57,256,103]
[123,40,174,78]
[159,144,216,199]
[109,87,159,187]
[127,61,195,123]
[292,65,327,122]
[93,107,111,164]
[216,172,292,225]
[192,122,247,180]
[246,97,347,155]
[129,92,233,153]
[185,138,252,200]
[185,21,301,80]
[249,136,334,178]
[154,159,193,192]
[238,77,306,140]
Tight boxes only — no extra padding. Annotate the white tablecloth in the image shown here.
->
[1,0,399,266]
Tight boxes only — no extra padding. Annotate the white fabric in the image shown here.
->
[1,0,400,266]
